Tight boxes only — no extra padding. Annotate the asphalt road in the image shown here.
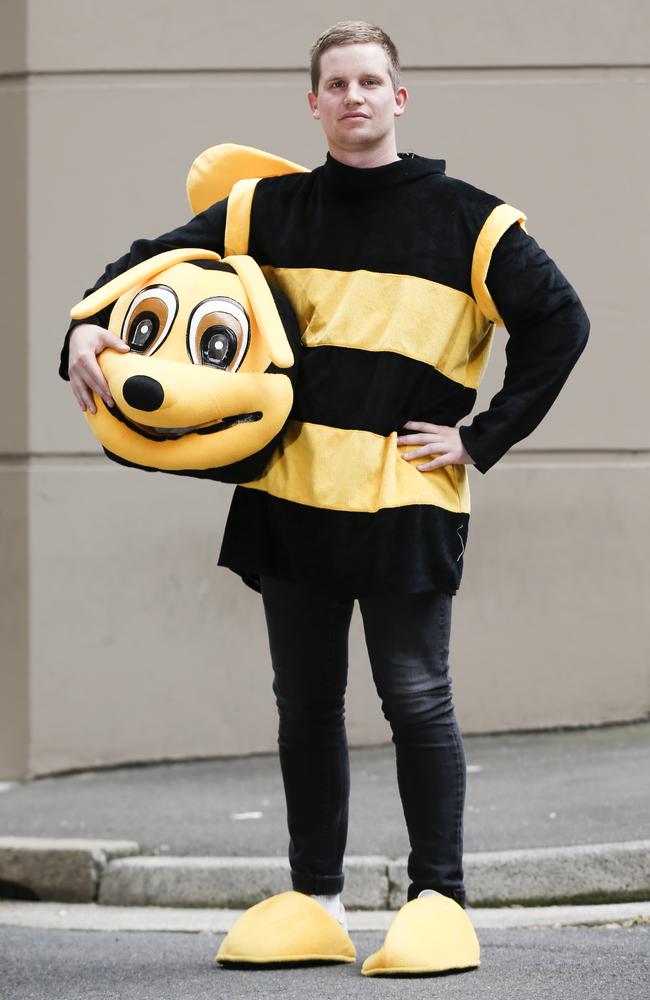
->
[1,924,648,1000]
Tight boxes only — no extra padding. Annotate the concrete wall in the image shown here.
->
[1,0,648,776]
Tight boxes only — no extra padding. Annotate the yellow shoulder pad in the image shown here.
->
[471,204,527,326]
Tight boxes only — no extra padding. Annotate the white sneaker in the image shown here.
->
[310,893,348,933]
[335,900,348,933]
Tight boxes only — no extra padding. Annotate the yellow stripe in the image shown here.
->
[224,178,259,256]
[243,420,470,515]
[264,267,494,390]
[471,204,527,325]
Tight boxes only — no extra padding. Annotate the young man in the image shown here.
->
[63,21,589,973]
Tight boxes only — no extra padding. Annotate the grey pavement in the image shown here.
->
[3,899,650,933]
[1,722,648,855]
[0,721,648,909]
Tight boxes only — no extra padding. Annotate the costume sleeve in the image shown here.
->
[59,198,228,380]
[458,223,590,473]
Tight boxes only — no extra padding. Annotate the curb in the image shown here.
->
[1,836,649,909]
[99,855,390,909]
[0,838,140,903]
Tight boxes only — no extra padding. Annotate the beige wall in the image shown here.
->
[23,0,650,69]
[0,1,29,776]
[2,1,648,776]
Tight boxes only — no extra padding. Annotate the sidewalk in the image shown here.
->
[0,721,648,909]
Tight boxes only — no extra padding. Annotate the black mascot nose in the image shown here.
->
[122,375,165,412]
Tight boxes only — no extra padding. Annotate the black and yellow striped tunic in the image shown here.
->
[62,152,589,597]
[216,152,589,596]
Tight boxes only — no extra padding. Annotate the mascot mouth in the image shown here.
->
[107,404,262,441]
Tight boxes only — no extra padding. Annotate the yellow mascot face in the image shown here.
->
[70,249,299,482]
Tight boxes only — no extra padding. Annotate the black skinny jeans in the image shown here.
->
[260,577,466,907]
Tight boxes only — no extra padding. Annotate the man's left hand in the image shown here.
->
[397,421,475,471]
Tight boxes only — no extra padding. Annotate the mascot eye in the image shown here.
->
[121,285,178,354]
[188,297,250,372]
[200,326,239,368]
[128,312,159,351]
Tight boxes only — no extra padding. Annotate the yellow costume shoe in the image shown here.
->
[361,891,479,976]
[215,890,356,967]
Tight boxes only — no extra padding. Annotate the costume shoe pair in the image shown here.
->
[215,889,480,976]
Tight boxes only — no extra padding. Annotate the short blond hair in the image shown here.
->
[309,21,401,93]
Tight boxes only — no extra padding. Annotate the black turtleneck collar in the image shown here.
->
[321,151,446,193]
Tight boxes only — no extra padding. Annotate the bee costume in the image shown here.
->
[61,145,588,594]
[61,145,589,974]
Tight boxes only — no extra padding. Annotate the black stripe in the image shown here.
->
[291,345,477,436]
[218,488,469,597]
[248,170,501,300]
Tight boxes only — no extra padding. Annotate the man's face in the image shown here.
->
[307,42,407,156]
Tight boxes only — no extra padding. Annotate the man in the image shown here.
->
[62,21,589,973]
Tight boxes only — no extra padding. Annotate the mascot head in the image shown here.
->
[70,248,300,483]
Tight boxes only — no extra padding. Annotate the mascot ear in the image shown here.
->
[70,248,223,320]
[187,143,309,215]
[226,255,294,369]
